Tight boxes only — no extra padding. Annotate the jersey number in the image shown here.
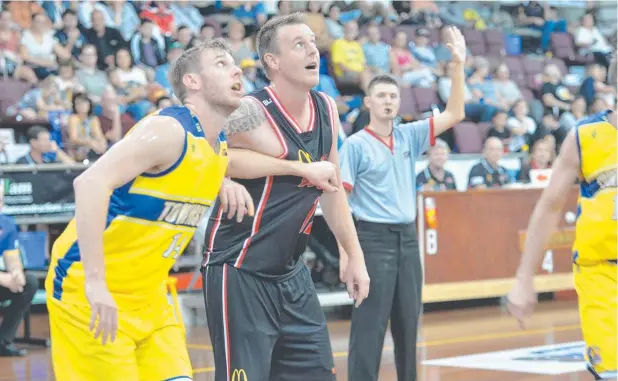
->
[163,234,186,259]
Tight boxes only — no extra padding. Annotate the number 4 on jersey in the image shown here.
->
[163,234,186,259]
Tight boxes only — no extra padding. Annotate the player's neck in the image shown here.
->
[269,80,311,119]
[368,118,393,137]
[184,100,228,147]
[429,164,444,177]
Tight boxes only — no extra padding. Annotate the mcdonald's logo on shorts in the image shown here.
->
[231,369,248,381]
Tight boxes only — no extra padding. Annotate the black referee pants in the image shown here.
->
[348,220,423,381]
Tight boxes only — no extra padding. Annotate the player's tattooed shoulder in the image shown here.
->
[224,97,265,137]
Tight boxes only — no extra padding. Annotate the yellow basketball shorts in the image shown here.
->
[574,261,617,379]
[47,297,192,381]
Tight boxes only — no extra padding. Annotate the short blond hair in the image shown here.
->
[168,38,231,103]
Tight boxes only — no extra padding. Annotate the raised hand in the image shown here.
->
[444,26,467,64]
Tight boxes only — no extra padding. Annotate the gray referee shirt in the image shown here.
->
[339,118,433,224]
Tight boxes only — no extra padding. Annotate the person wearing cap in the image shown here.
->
[239,58,267,93]
[410,28,439,71]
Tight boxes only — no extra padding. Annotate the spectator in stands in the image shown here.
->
[559,95,587,131]
[467,57,506,110]
[83,9,126,70]
[75,44,109,104]
[517,138,553,183]
[390,31,434,88]
[507,99,538,151]
[129,18,166,69]
[438,61,497,122]
[517,2,567,52]
[325,4,344,40]
[20,12,71,80]
[486,111,513,150]
[240,58,267,93]
[468,137,511,189]
[53,9,86,59]
[8,75,67,120]
[169,0,204,35]
[199,23,217,41]
[0,193,38,357]
[154,41,183,96]
[15,125,73,165]
[227,19,256,65]
[574,12,613,68]
[98,88,135,144]
[416,138,457,191]
[305,1,331,53]
[66,92,107,162]
[54,61,84,104]
[0,10,22,55]
[410,28,439,72]
[233,0,268,33]
[493,63,523,110]
[139,1,175,36]
[4,0,44,30]
[0,13,38,84]
[175,25,197,49]
[93,0,140,41]
[580,63,616,108]
[540,112,567,150]
[540,63,573,116]
[330,20,370,92]
[362,25,390,75]
[110,48,153,121]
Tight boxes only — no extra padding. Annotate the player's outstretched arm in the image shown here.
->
[507,130,580,327]
[319,95,370,308]
[73,116,185,344]
[430,26,466,136]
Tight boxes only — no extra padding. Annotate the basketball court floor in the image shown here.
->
[0,299,595,381]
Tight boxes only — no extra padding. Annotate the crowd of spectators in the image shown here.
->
[0,0,615,175]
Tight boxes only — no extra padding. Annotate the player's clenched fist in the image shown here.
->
[300,161,339,193]
[85,280,118,345]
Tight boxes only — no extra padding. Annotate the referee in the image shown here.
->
[338,26,467,381]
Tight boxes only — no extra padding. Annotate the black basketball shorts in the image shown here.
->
[202,263,336,381]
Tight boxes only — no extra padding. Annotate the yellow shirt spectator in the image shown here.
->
[330,38,366,78]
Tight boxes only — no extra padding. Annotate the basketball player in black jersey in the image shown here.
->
[202,13,370,381]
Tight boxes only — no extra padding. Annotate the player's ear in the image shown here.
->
[182,73,200,92]
[263,53,278,72]
[363,94,371,110]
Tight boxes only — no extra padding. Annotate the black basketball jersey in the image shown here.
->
[204,86,334,279]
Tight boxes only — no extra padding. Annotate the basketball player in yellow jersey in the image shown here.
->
[45,38,339,381]
[508,57,617,380]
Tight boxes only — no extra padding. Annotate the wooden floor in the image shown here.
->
[1,300,592,381]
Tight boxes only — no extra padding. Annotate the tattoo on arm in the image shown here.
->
[224,98,266,137]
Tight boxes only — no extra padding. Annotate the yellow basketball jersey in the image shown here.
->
[45,106,229,310]
[572,110,617,265]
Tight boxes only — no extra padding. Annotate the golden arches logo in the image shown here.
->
[231,369,248,381]
[298,149,313,164]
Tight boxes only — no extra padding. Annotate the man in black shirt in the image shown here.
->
[468,137,511,188]
[82,9,126,70]
[416,138,457,191]
[15,126,74,165]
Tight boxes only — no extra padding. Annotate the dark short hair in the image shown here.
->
[26,126,49,142]
[72,92,94,116]
[168,38,231,102]
[256,12,306,78]
[367,74,399,94]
